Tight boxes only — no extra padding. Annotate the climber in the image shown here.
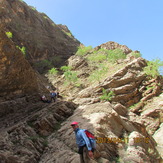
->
[41,95,50,103]
[71,121,95,163]
[50,90,57,102]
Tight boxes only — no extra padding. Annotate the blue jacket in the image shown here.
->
[75,128,92,151]
[50,92,56,97]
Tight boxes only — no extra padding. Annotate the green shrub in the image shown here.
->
[60,66,78,85]
[130,51,142,58]
[143,59,163,78]
[76,46,93,56]
[16,46,26,56]
[64,71,78,84]
[43,16,48,19]
[107,49,126,63]
[5,31,12,38]
[100,88,115,101]
[60,65,72,71]
[87,52,107,63]
[48,67,58,75]
[65,32,72,37]
[89,64,108,83]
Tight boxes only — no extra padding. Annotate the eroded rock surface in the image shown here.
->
[0,0,80,73]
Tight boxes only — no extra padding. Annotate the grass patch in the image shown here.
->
[60,66,79,86]
[76,46,93,56]
[89,63,108,83]
[107,49,126,63]
[48,67,58,75]
[100,88,115,101]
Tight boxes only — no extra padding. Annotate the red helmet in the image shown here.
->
[70,121,78,126]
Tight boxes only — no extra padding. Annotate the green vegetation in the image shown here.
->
[143,59,163,78]
[5,31,12,39]
[48,67,58,75]
[86,48,126,64]
[107,49,126,63]
[16,46,26,56]
[76,46,93,56]
[60,66,79,85]
[146,85,155,90]
[65,32,72,37]
[43,16,48,19]
[87,50,107,63]
[60,65,71,72]
[62,29,72,37]
[86,48,127,83]
[100,88,115,101]
[130,51,142,58]
[89,64,108,83]
[30,6,36,10]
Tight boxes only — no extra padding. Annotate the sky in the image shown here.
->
[23,0,163,62]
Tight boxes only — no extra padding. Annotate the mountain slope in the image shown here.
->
[0,0,80,73]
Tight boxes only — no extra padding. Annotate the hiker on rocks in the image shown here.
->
[41,95,50,103]
[50,90,57,102]
[71,121,95,163]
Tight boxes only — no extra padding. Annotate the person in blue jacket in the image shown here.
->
[71,121,94,163]
[50,90,57,102]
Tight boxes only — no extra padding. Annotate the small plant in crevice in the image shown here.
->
[100,88,115,101]
[48,67,58,76]
[5,31,12,38]
[16,45,26,57]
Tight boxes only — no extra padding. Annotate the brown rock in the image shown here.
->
[0,0,80,73]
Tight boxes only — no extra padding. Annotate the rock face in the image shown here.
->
[0,100,77,163]
[0,0,80,73]
[0,30,45,99]
[0,0,163,162]
[0,28,50,120]
[94,41,132,54]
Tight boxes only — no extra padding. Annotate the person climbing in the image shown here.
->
[41,95,50,103]
[50,90,57,102]
[71,121,96,163]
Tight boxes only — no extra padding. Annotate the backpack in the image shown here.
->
[51,92,56,97]
[84,129,96,149]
